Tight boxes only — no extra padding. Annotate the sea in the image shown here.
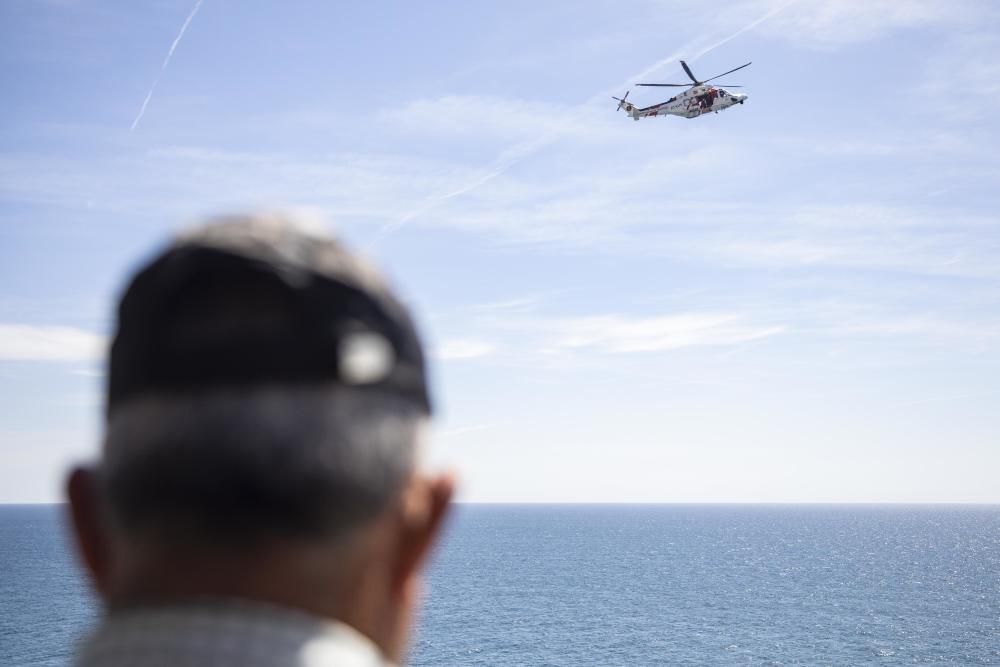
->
[1,504,997,666]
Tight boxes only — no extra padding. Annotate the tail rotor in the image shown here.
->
[612,90,631,112]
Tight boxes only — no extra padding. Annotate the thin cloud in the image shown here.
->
[436,423,497,438]
[452,311,786,361]
[70,368,105,378]
[826,317,1000,340]
[895,388,1000,406]
[0,325,105,362]
[703,205,1000,278]
[543,313,785,354]
[751,0,972,48]
[378,96,595,143]
[7,140,995,281]
[916,32,1000,121]
[472,293,559,315]
[433,339,497,361]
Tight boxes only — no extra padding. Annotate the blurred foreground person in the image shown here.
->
[66,214,453,666]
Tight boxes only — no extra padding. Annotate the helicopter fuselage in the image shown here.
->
[625,85,747,120]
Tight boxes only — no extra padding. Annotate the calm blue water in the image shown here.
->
[1,505,997,665]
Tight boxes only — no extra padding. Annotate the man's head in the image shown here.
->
[66,214,453,662]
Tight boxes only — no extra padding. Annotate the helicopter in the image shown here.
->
[613,60,751,120]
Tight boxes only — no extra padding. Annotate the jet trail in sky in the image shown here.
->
[620,0,798,91]
[130,0,205,132]
[373,0,799,246]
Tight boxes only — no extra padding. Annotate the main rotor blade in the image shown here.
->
[680,60,699,84]
[701,61,752,84]
[635,83,689,87]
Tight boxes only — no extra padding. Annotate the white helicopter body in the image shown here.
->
[614,60,750,121]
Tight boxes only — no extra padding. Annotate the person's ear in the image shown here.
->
[66,466,114,597]
[392,472,455,595]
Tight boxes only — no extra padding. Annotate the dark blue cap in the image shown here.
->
[107,216,431,416]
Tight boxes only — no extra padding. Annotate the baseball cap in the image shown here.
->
[106,214,432,416]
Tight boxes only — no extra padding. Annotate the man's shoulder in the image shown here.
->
[75,600,393,667]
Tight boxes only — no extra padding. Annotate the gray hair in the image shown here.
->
[101,384,423,548]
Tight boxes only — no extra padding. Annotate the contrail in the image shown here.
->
[371,135,552,243]
[620,0,799,92]
[372,0,799,246]
[130,0,205,132]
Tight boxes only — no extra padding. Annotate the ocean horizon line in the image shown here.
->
[3,500,998,507]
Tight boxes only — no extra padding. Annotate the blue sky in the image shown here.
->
[2,0,999,502]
